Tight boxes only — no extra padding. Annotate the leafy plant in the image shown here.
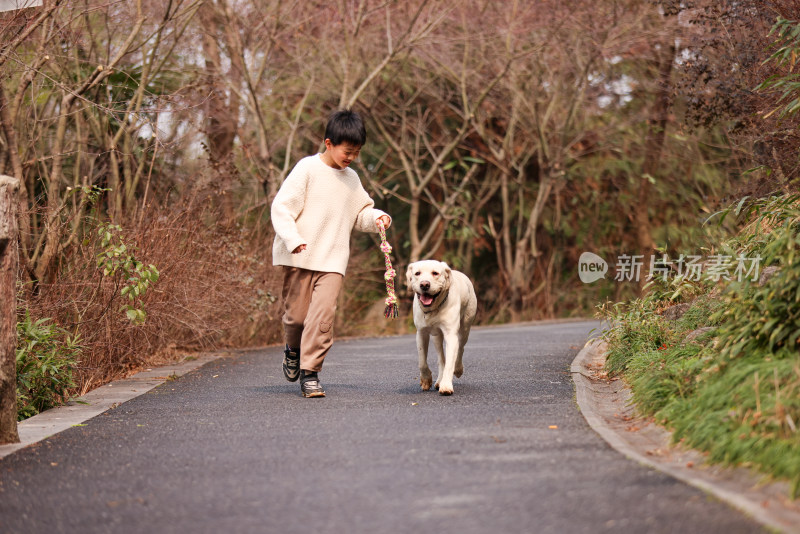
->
[675,295,723,331]
[16,313,83,420]
[597,295,674,376]
[96,222,160,324]
[627,343,707,417]
[602,192,800,497]
[712,194,800,362]
[757,17,800,119]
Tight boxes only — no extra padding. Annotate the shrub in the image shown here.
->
[712,194,800,362]
[602,192,800,497]
[598,281,677,376]
[95,222,160,325]
[20,197,285,398]
[16,313,82,420]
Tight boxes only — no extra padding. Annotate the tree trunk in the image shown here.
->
[636,42,675,292]
[199,2,238,163]
[0,175,20,444]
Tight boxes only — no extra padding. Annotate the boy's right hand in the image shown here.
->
[292,244,307,254]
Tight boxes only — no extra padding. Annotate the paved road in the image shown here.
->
[0,321,764,533]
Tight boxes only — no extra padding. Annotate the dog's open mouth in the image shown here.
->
[418,293,437,307]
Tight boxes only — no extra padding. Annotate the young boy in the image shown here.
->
[271,109,391,398]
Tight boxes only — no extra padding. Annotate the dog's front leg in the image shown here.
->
[432,333,445,390]
[417,330,433,391]
[437,333,459,395]
[454,343,465,378]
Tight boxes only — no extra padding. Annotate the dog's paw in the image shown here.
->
[420,376,432,391]
[454,365,464,378]
[438,384,454,396]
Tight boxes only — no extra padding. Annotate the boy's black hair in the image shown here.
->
[324,109,366,147]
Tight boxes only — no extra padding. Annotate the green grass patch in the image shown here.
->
[599,193,800,498]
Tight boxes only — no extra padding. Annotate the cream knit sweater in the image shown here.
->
[271,154,390,275]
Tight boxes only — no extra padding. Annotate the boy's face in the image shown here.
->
[324,139,361,169]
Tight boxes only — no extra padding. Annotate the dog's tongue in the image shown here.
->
[419,294,434,306]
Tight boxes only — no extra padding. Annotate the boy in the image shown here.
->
[271,109,391,398]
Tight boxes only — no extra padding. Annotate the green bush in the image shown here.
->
[627,343,708,417]
[16,313,83,420]
[602,305,671,376]
[664,353,800,497]
[96,222,160,325]
[675,295,724,331]
[601,192,800,497]
[712,195,800,362]
[599,279,680,376]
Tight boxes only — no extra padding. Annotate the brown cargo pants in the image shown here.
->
[281,267,344,373]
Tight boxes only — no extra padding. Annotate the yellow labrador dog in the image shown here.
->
[406,260,477,395]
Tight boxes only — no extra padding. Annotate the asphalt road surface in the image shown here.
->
[0,321,765,533]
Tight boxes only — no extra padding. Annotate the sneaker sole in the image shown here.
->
[302,390,326,398]
[283,368,300,382]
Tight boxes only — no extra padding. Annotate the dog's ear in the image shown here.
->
[441,262,452,288]
[406,263,416,290]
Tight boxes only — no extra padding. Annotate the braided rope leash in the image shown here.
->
[376,219,399,318]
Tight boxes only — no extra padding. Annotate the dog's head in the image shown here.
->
[406,260,452,309]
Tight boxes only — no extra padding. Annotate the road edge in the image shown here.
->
[571,338,800,534]
[0,351,227,459]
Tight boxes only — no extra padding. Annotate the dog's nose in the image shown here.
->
[420,281,430,291]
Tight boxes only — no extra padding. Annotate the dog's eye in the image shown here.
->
[414,271,421,276]
[432,271,439,276]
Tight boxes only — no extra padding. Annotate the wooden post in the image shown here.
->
[0,175,20,444]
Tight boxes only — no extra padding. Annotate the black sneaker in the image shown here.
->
[300,371,325,398]
[282,345,300,382]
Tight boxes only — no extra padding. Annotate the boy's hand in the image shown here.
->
[292,244,307,254]
[377,215,391,229]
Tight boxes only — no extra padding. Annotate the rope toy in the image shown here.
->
[376,219,399,318]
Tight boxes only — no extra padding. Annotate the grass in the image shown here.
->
[599,193,800,497]
[602,295,800,497]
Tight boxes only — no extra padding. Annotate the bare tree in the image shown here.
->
[0,1,201,284]
[360,0,517,264]
[467,0,678,314]
[193,0,315,205]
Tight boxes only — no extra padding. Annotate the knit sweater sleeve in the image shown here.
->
[353,187,391,233]
[271,159,309,253]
